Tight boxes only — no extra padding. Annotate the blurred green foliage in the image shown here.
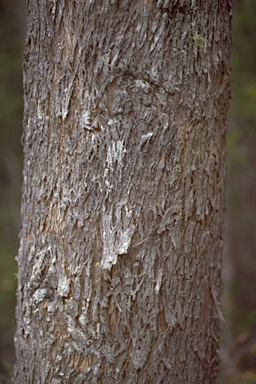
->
[0,5,23,242]
[0,2,23,379]
[227,0,256,305]
[221,1,256,383]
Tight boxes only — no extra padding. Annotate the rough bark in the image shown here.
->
[14,1,232,383]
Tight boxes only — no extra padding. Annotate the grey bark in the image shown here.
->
[14,1,232,383]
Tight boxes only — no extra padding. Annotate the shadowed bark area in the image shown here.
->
[14,1,232,383]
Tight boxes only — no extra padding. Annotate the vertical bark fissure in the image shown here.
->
[15,1,232,383]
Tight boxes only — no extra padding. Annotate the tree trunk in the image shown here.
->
[14,1,232,383]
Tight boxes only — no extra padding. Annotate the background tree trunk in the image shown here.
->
[14,1,232,383]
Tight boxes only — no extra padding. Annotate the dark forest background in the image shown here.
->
[0,1,255,383]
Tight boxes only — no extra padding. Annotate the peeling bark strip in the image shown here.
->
[14,1,232,383]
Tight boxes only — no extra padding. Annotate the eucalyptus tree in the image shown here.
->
[14,1,232,383]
